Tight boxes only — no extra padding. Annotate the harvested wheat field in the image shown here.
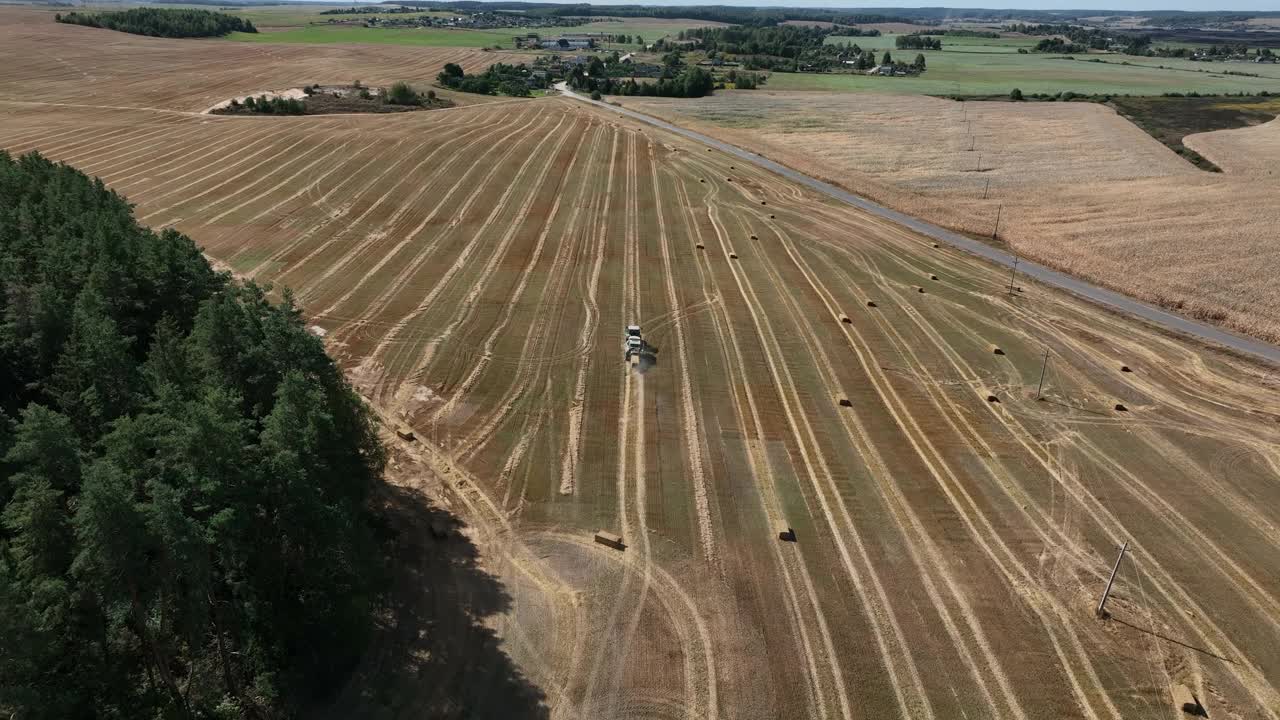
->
[0,7,520,112]
[5,11,1280,719]
[615,91,1280,344]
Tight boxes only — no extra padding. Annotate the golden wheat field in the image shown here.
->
[5,8,1280,719]
[1185,116,1280,175]
[615,91,1280,344]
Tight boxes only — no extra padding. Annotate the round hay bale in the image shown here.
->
[839,314,852,324]
[991,346,1005,355]
[1114,403,1128,412]
[761,200,767,205]
[729,252,739,259]
[699,178,705,183]
[931,242,940,248]
[750,234,758,240]
[838,398,852,407]
[730,165,735,169]
[695,242,705,249]
[726,177,733,182]
[1120,365,1132,373]
[930,274,939,281]
[866,300,877,307]
[914,286,926,294]
[769,214,776,219]
[986,394,1000,403]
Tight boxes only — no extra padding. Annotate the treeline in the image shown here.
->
[395,1,917,27]
[570,64,715,98]
[0,151,386,718]
[55,7,256,37]
[896,34,942,50]
[671,25,872,72]
[1033,37,1087,54]
[437,62,546,96]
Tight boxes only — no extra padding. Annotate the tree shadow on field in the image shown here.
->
[317,484,549,720]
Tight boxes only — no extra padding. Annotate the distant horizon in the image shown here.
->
[336,0,1280,14]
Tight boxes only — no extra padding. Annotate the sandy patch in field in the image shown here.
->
[204,87,308,113]
[616,90,1280,343]
[1185,117,1280,176]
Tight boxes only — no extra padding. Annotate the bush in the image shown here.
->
[1010,88,1024,101]
[385,81,420,106]
[590,90,603,100]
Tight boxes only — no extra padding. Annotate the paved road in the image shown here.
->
[556,84,1280,367]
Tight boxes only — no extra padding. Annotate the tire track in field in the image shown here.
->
[0,122,98,154]
[231,136,423,276]
[12,122,168,167]
[582,130,674,720]
[6,122,161,161]
[124,120,302,202]
[190,131,359,228]
[107,121,278,191]
[907,285,1280,630]
[298,105,545,321]
[93,122,260,184]
[648,144,718,570]
[773,211,1122,719]
[263,110,516,287]
[312,105,550,337]
[138,123,329,223]
[227,137,381,230]
[55,124,186,171]
[370,110,575,402]
[819,221,1280,702]
[444,119,605,460]
[787,233,1119,720]
[705,195,931,720]
[671,173,834,720]
[790,208,1277,717]
[726,207,1030,720]
[559,124,618,496]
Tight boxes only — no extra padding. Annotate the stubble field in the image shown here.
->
[614,90,1280,344]
[4,10,1280,720]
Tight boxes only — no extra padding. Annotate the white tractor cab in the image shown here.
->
[625,324,643,361]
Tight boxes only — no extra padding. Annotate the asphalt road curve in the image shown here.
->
[557,83,1280,367]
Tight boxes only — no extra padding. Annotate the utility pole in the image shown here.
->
[992,204,1002,240]
[983,177,990,200]
[1035,349,1049,399]
[977,154,982,172]
[1096,542,1129,619]
[1007,253,1019,294]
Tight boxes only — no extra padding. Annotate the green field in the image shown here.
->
[769,43,1280,96]
[228,17,715,49]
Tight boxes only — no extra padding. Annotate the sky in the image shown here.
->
[444,0,1280,12]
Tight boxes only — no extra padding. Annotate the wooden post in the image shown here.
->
[992,204,1002,240]
[1035,349,1049,399]
[983,177,990,200]
[1096,542,1128,618]
[1007,254,1019,294]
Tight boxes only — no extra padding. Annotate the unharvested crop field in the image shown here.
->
[5,10,1280,719]
[615,90,1280,344]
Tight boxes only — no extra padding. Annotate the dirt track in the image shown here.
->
[4,11,1280,719]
